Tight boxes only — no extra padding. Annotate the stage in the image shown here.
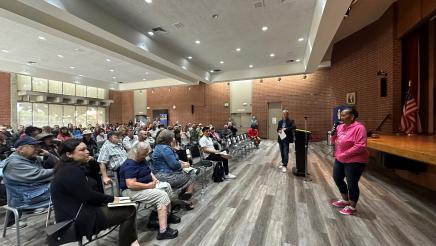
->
[367,134,436,165]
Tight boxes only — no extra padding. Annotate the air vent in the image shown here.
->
[286,59,295,63]
[173,22,184,29]
[253,0,265,8]
[213,69,222,73]
[26,61,37,65]
[118,82,123,84]
[151,27,167,33]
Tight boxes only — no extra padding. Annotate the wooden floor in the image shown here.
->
[2,140,436,246]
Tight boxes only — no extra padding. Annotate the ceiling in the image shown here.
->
[89,0,315,72]
[0,0,396,90]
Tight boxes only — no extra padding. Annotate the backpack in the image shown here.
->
[212,162,225,182]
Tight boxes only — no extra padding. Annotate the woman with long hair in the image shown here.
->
[51,139,140,246]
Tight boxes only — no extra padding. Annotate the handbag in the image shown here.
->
[46,203,83,246]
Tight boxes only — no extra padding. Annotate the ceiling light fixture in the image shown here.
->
[38,36,46,40]
[298,37,304,42]
[296,59,301,62]
[69,66,76,69]
[270,53,275,57]
[145,0,152,3]
[110,87,115,90]
[262,26,268,31]
[112,76,116,79]
[210,70,214,73]
[187,56,193,60]
[236,48,241,52]
[148,31,154,36]
[1,49,9,53]
[249,65,254,68]
[181,66,187,70]
[57,54,63,58]
[220,61,224,64]
[109,69,115,72]
[195,40,200,44]
[212,14,219,19]
[106,58,111,62]
[142,78,147,81]
[79,74,83,77]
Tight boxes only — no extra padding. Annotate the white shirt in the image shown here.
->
[199,136,215,158]
[122,135,138,151]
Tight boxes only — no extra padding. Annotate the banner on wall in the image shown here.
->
[159,113,168,126]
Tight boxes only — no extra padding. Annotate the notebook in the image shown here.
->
[107,197,137,208]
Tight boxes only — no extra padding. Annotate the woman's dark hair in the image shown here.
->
[58,139,83,163]
[60,126,71,136]
[342,107,359,119]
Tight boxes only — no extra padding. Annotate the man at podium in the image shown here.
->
[277,110,296,173]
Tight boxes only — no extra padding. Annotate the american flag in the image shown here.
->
[400,80,421,134]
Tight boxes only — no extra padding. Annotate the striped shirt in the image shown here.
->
[97,140,127,170]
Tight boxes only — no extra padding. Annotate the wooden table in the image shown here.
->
[367,135,436,166]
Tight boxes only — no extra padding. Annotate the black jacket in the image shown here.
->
[277,118,296,143]
[51,162,114,240]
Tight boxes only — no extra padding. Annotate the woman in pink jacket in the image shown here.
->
[330,107,368,215]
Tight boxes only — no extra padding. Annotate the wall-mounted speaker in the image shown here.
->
[191,104,194,114]
[380,77,387,97]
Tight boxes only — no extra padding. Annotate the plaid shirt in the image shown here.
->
[97,140,127,170]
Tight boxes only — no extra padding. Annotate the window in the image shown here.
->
[76,85,86,97]
[87,107,97,125]
[49,80,63,94]
[32,78,48,92]
[86,86,98,98]
[97,107,106,124]
[63,82,75,96]
[33,103,49,127]
[17,102,32,126]
[17,75,31,91]
[49,104,63,126]
[98,88,106,99]
[63,105,76,126]
[76,106,87,127]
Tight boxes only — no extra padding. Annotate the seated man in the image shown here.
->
[120,142,179,240]
[97,131,127,185]
[199,127,236,179]
[2,136,55,226]
[122,128,139,152]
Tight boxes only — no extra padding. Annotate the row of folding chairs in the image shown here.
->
[223,134,256,158]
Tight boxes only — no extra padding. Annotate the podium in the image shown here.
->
[292,129,311,177]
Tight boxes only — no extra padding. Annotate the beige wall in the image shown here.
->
[230,80,252,114]
[133,89,147,115]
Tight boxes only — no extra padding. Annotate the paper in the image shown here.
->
[279,130,287,140]
[272,117,277,124]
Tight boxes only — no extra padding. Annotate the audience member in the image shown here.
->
[228,122,238,136]
[57,126,72,141]
[123,128,139,151]
[247,124,260,148]
[97,131,127,185]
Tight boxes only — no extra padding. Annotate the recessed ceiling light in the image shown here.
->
[236,48,241,52]
[298,37,304,42]
[296,59,301,62]
[109,69,115,72]
[270,53,275,57]
[69,66,76,69]
[110,87,115,90]
[181,66,187,70]
[220,61,224,64]
[112,76,116,79]
[210,70,214,73]
[145,0,152,3]
[74,48,81,51]
[1,49,9,53]
[187,56,193,60]
[38,36,46,40]
[105,58,111,62]
[148,31,154,36]
[195,40,200,44]
[249,65,254,68]
[262,26,268,31]
[79,74,83,77]
[142,78,147,81]
[57,54,64,58]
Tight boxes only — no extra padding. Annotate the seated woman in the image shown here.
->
[151,130,196,209]
[51,139,140,246]
[247,124,261,148]
[119,142,179,240]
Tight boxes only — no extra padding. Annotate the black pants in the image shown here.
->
[100,206,137,246]
[206,153,229,175]
[333,160,366,203]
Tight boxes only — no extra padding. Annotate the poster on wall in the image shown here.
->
[159,113,168,126]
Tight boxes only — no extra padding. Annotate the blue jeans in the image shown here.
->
[278,140,290,167]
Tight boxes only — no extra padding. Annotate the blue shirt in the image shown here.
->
[119,159,152,190]
[151,144,181,173]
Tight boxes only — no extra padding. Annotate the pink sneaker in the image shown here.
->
[339,206,356,215]
[331,200,350,208]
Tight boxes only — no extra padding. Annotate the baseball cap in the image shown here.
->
[82,129,93,135]
[14,136,41,148]
[35,132,54,141]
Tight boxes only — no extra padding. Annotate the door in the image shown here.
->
[231,113,252,134]
[268,102,282,139]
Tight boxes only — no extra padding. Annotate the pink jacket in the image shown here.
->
[331,121,369,164]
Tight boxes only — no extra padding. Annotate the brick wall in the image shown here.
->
[0,72,11,126]
[146,83,230,128]
[109,90,134,124]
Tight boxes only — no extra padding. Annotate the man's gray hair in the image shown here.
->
[156,129,175,145]
[127,141,151,159]
[282,109,289,113]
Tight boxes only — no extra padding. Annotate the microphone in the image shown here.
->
[330,121,342,136]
